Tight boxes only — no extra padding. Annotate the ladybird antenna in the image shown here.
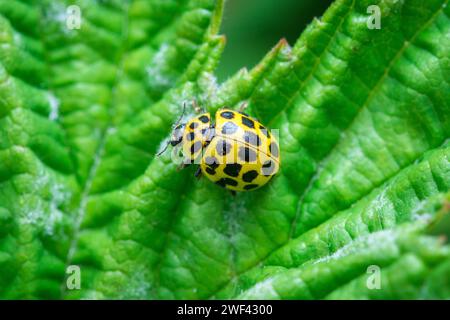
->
[192,99,205,113]
[238,101,248,112]
[157,102,187,157]
[156,142,169,157]
[173,101,187,128]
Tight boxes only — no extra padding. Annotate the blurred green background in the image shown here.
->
[217,0,333,81]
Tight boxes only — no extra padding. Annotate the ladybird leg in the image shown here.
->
[194,166,202,179]
[238,101,248,113]
[177,153,192,170]
[177,163,189,171]
[192,99,204,114]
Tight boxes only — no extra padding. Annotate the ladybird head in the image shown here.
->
[170,123,186,146]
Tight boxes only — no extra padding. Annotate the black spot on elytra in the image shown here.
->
[242,170,258,182]
[260,125,271,138]
[200,128,209,141]
[244,184,259,190]
[269,142,279,157]
[221,111,234,119]
[223,163,242,177]
[189,122,199,130]
[243,131,261,146]
[238,111,249,117]
[221,121,238,135]
[238,146,257,162]
[186,132,195,141]
[241,117,255,129]
[261,160,275,176]
[216,178,238,187]
[205,156,219,168]
[199,115,209,123]
[201,127,215,142]
[205,167,216,175]
[216,140,231,156]
[190,141,202,154]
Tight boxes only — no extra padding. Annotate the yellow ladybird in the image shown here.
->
[159,106,280,192]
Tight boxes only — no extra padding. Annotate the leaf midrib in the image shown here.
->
[59,1,132,298]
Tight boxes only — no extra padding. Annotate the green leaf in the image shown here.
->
[0,0,449,299]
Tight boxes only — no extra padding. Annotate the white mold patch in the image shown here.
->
[145,44,173,91]
[44,1,79,37]
[198,72,219,106]
[118,269,152,299]
[20,171,71,236]
[48,92,60,121]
